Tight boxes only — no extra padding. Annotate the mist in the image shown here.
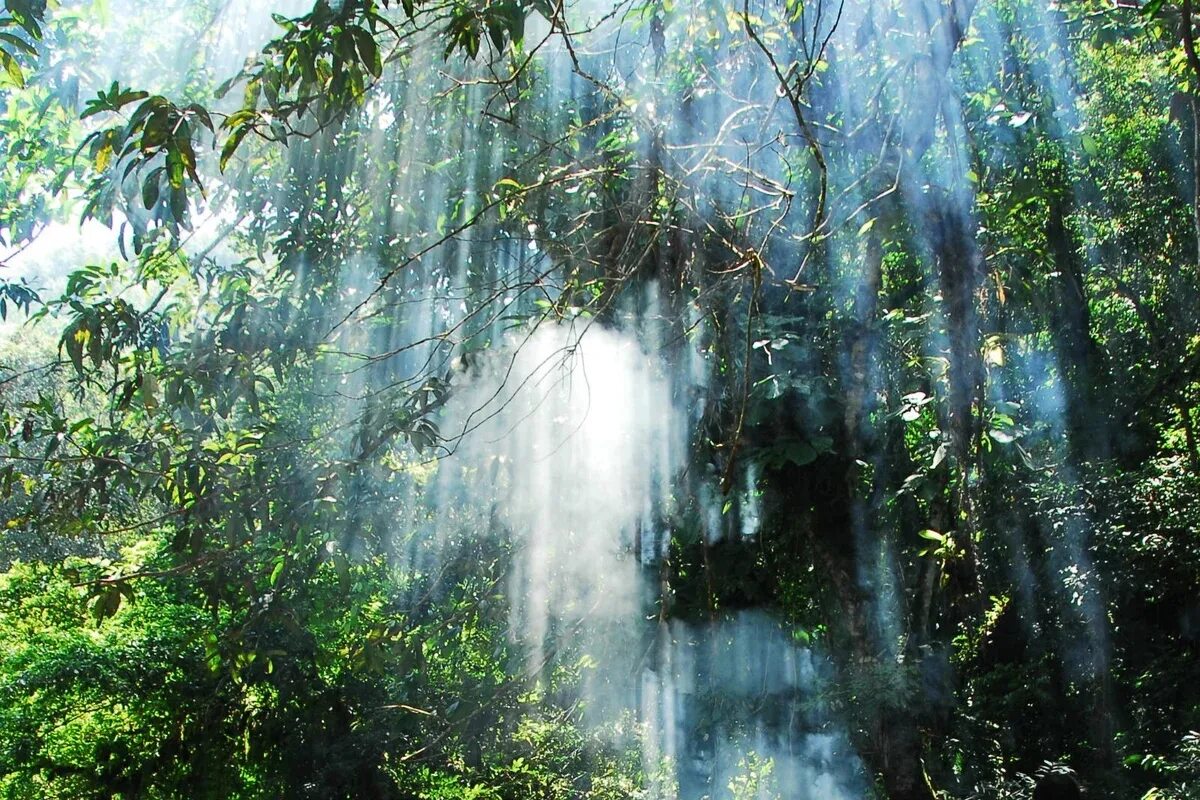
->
[1,0,1193,798]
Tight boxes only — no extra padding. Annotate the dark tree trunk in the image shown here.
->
[926,197,985,603]
[921,195,983,458]
[875,717,938,800]
[1046,188,1107,461]
[778,453,937,800]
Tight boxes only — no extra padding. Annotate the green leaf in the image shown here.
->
[350,26,381,78]
[0,48,24,87]
[270,558,285,587]
[141,174,160,209]
[494,177,523,194]
[220,124,251,172]
[0,31,36,56]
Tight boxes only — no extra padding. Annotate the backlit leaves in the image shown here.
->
[80,84,215,243]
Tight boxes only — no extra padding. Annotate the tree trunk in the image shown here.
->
[785,455,937,800]
[876,716,938,800]
[1046,185,1105,460]
[926,198,985,605]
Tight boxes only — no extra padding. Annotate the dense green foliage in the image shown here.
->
[3,0,1200,798]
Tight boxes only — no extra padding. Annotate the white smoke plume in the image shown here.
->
[433,319,866,798]
[435,319,684,672]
